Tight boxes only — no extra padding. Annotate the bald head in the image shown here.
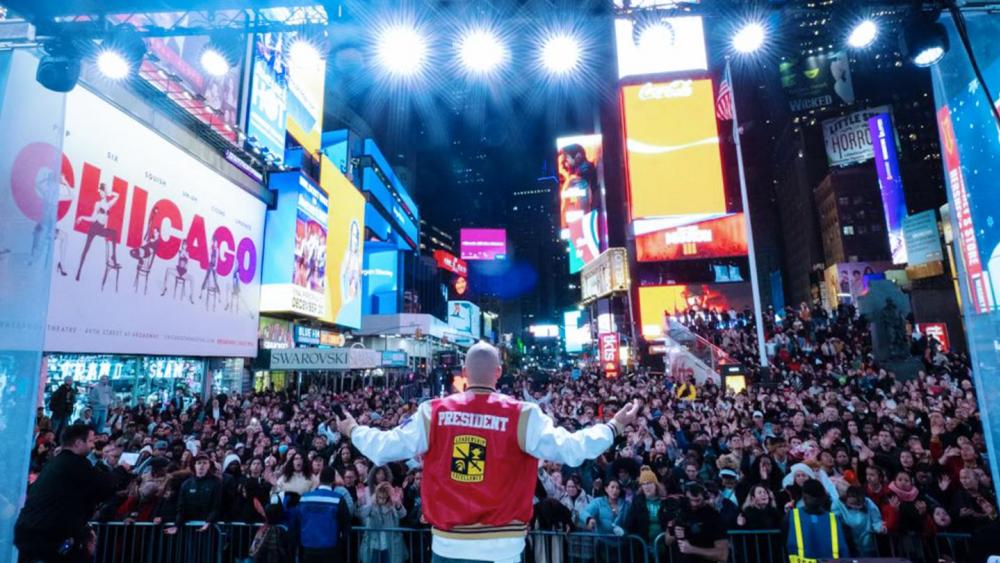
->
[464,342,501,386]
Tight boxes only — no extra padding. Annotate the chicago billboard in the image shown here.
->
[557,134,603,274]
[460,228,507,261]
[10,86,266,356]
[622,79,727,220]
[321,157,365,329]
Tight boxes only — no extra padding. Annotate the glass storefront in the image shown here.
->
[44,353,207,415]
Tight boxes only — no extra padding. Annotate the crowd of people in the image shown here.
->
[16,300,998,562]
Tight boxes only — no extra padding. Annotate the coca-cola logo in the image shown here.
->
[638,80,693,101]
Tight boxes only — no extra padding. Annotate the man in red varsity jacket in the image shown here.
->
[335,341,640,563]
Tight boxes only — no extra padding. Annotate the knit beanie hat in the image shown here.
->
[638,465,659,485]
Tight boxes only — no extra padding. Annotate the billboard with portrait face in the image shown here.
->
[557,134,603,274]
[638,283,752,339]
[321,157,365,329]
[622,79,727,221]
[7,86,266,356]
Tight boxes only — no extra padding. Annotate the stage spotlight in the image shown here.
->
[540,34,580,75]
[96,24,146,79]
[375,24,428,77]
[96,49,131,79]
[289,38,323,69]
[732,22,765,54]
[900,16,949,67]
[37,37,82,92]
[200,30,242,77]
[458,29,506,73]
[847,19,878,49]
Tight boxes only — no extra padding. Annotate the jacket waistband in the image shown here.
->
[431,523,528,540]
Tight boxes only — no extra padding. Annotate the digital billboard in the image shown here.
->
[614,16,707,80]
[599,333,620,378]
[448,300,481,339]
[247,34,288,163]
[260,172,327,319]
[433,250,468,277]
[564,311,590,354]
[461,228,507,261]
[362,241,400,315]
[11,86,267,357]
[528,325,560,339]
[321,157,365,329]
[557,134,603,274]
[638,283,752,339]
[284,32,326,155]
[259,317,294,350]
[634,213,748,262]
[622,79,727,220]
[869,112,908,264]
[822,261,893,307]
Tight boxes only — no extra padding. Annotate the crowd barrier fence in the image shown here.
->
[89,521,972,563]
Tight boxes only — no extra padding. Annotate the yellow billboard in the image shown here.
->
[321,156,365,328]
[622,79,727,220]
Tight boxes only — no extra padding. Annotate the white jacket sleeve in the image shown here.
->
[350,402,431,467]
[521,402,616,467]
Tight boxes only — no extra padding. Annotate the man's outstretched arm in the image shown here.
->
[337,402,431,466]
[522,399,641,467]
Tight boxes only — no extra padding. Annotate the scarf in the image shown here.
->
[888,482,919,502]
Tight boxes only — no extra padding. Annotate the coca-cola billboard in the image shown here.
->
[9,86,266,357]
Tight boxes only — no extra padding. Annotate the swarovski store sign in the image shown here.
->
[269,347,381,370]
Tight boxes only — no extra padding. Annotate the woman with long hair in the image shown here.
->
[274,450,314,496]
[359,481,407,563]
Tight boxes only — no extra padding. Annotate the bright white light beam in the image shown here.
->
[847,19,878,49]
[732,22,766,54]
[459,29,507,73]
[540,33,580,75]
[376,25,429,77]
[96,49,131,79]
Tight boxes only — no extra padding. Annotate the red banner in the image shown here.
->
[434,250,469,277]
[917,322,950,352]
[937,106,991,313]
[635,213,748,262]
[599,333,620,378]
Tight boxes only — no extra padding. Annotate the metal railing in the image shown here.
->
[89,521,972,563]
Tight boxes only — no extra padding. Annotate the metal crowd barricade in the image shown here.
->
[92,521,221,563]
[525,530,651,563]
[216,521,263,563]
[654,529,788,563]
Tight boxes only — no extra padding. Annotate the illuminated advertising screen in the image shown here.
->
[362,242,399,315]
[528,325,560,339]
[434,250,468,277]
[283,32,326,154]
[614,16,707,80]
[823,261,893,307]
[260,172,327,319]
[259,317,294,349]
[638,283,752,339]
[622,79,727,220]
[557,134,603,274]
[448,301,481,339]
[461,228,507,261]
[869,112,908,264]
[564,310,590,354]
[635,213,748,262]
[320,157,365,329]
[247,34,288,163]
[599,333,620,378]
[17,86,266,357]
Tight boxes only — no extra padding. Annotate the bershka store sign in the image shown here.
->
[433,250,468,277]
[270,347,381,370]
[9,86,266,357]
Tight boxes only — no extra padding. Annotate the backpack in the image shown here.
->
[249,524,289,563]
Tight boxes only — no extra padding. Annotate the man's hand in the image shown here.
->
[611,400,642,434]
[333,408,359,439]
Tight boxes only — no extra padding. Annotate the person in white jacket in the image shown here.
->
[334,342,640,563]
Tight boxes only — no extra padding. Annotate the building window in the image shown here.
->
[843,225,855,235]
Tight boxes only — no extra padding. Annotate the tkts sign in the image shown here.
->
[599,333,620,378]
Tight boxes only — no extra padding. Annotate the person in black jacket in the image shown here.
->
[166,454,222,534]
[15,424,120,562]
[48,376,77,440]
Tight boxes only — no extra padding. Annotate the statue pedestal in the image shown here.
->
[883,358,923,382]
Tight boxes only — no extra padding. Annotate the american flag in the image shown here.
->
[716,66,734,121]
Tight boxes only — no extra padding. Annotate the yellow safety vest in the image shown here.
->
[788,508,839,563]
